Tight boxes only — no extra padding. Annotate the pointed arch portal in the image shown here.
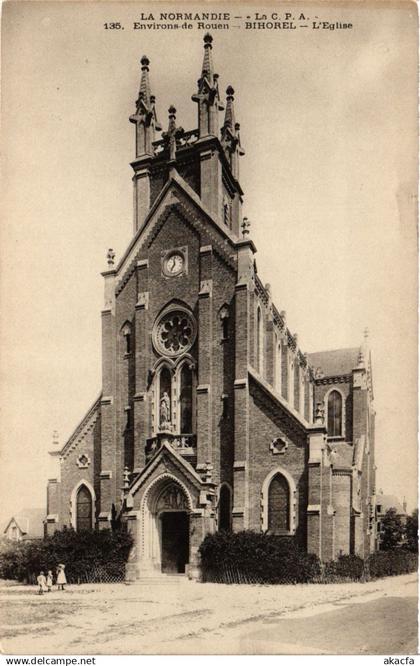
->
[141,474,192,574]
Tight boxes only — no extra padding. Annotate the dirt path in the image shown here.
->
[1,573,417,654]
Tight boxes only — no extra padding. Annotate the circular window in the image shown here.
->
[153,309,197,357]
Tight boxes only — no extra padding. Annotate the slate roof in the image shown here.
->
[307,347,360,377]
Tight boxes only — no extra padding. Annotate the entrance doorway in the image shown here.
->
[160,511,189,574]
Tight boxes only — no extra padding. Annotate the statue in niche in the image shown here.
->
[160,391,171,429]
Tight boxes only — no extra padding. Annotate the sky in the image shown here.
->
[1,1,418,527]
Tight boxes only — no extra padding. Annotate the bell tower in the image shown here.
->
[129,34,246,237]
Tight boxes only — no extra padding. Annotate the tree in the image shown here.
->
[405,509,418,553]
[380,508,405,551]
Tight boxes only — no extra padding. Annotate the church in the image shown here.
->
[45,34,377,580]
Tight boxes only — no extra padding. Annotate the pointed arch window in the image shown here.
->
[220,305,230,342]
[327,390,343,437]
[256,306,264,373]
[293,362,300,411]
[159,367,172,429]
[218,484,232,531]
[180,365,193,434]
[268,473,290,533]
[275,340,282,393]
[76,485,93,532]
[121,322,132,355]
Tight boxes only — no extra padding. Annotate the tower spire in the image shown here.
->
[192,34,224,138]
[221,86,245,180]
[129,55,161,157]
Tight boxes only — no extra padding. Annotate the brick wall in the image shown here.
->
[247,381,307,548]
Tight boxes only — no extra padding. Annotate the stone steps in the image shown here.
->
[128,574,192,585]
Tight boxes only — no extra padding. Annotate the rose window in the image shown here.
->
[153,309,196,357]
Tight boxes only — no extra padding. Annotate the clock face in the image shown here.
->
[165,253,184,276]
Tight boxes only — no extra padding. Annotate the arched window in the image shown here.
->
[220,306,229,341]
[281,343,288,400]
[327,390,343,437]
[180,365,193,434]
[76,485,92,531]
[256,306,263,373]
[289,359,294,405]
[121,322,132,355]
[218,484,232,531]
[268,473,290,533]
[294,362,300,410]
[159,367,172,429]
[275,341,282,393]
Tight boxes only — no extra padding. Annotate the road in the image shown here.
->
[192,595,418,654]
[1,573,417,654]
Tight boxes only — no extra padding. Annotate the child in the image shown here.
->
[56,563,67,590]
[37,571,47,595]
[46,570,53,592]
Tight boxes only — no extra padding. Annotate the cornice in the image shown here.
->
[314,374,351,386]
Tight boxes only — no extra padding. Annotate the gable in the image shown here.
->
[128,442,204,502]
[114,172,237,297]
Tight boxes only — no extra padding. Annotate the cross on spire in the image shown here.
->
[162,106,184,162]
[129,55,161,157]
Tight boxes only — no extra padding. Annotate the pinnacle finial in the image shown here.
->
[107,248,115,267]
[241,217,251,237]
[201,33,214,79]
[130,54,161,157]
[192,33,223,138]
[139,55,151,103]
[162,105,184,162]
[223,86,236,129]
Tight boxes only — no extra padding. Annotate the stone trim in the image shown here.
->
[70,479,96,530]
[307,504,321,513]
[248,367,309,431]
[233,460,246,470]
[100,470,112,479]
[136,291,149,310]
[128,442,204,498]
[314,375,351,386]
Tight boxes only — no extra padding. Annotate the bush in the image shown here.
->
[199,530,321,584]
[323,555,365,581]
[367,550,418,578]
[0,528,133,584]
